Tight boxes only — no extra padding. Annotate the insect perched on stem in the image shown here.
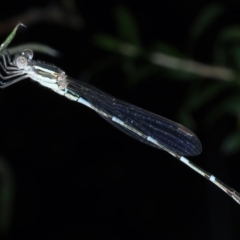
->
[0,23,240,205]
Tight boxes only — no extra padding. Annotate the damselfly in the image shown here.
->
[0,28,240,205]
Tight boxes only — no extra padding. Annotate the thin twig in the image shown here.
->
[8,43,60,57]
[150,52,234,81]
[118,42,234,81]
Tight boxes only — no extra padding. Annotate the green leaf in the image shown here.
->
[214,26,240,65]
[188,3,223,45]
[114,5,141,46]
[230,45,240,70]
[93,35,120,51]
[93,34,140,57]
[218,26,240,42]
[222,130,240,155]
[0,22,25,52]
[163,68,199,80]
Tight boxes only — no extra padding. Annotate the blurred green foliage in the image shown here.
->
[93,4,240,156]
[188,3,224,47]
[2,3,240,235]
[215,26,240,67]
[115,6,141,47]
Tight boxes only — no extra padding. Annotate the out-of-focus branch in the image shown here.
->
[149,52,233,81]
[8,43,60,57]
[118,42,234,81]
[0,2,83,35]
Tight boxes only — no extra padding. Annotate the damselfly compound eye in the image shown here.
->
[22,49,33,60]
[15,56,28,69]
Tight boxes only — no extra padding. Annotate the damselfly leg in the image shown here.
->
[2,51,19,70]
[0,51,28,88]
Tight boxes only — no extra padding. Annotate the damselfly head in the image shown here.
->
[13,55,28,70]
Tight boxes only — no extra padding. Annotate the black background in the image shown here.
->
[0,1,240,239]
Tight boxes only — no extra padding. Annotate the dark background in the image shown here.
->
[0,0,240,239]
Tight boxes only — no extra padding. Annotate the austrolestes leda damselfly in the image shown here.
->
[0,24,240,205]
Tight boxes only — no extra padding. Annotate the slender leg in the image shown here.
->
[0,75,28,88]
[0,47,27,86]
[0,62,22,75]
[0,71,25,80]
[5,50,14,66]
[1,54,18,70]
